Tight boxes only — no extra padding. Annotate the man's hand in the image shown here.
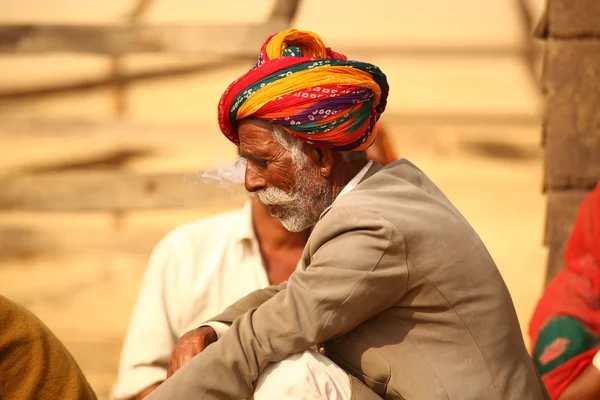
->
[167,326,218,378]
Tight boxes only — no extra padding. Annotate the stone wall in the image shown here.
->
[538,0,600,283]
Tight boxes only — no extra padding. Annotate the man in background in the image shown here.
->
[110,197,309,400]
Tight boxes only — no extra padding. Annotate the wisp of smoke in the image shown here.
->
[184,157,247,197]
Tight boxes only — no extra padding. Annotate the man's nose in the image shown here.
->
[244,164,267,193]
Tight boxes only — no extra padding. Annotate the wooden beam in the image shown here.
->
[0,57,253,102]
[0,22,527,59]
[0,223,165,260]
[0,0,301,104]
[268,0,301,20]
[3,119,208,174]
[109,0,156,117]
[0,225,58,260]
[17,149,156,174]
[2,118,218,142]
[0,43,530,102]
[514,0,544,90]
[0,171,247,212]
[0,22,290,56]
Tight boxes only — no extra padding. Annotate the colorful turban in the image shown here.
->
[217,29,389,151]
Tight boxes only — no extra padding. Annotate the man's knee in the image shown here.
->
[254,350,351,400]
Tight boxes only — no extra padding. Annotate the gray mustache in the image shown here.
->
[251,187,299,207]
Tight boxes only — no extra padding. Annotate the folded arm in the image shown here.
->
[204,281,288,335]
[149,208,408,400]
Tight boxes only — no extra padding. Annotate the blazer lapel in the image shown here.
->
[360,161,383,183]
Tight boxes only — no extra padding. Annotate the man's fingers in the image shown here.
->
[166,349,201,378]
[166,327,217,379]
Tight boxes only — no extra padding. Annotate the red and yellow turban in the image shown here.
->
[217,29,389,151]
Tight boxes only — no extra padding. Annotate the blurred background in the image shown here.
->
[0,0,550,397]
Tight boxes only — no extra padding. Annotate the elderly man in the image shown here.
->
[147,29,550,399]
[112,141,394,399]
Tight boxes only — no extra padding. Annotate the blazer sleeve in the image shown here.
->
[207,281,288,325]
[148,207,408,400]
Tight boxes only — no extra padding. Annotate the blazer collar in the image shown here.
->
[318,161,383,220]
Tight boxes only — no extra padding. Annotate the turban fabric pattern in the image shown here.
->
[217,29,389,151]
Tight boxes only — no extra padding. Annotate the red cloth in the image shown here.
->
[529,182,600,398]
[541,348,599,399]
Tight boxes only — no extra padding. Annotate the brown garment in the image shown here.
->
[0,295,97,400]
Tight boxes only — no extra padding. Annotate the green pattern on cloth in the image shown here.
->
[282,45,303,57]
[533,315,600,375]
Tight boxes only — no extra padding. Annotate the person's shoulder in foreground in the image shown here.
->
[0,294,97,400]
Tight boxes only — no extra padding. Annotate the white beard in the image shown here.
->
[251,166,332,232]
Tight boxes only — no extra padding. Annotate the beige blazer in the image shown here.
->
[148,160,550,400]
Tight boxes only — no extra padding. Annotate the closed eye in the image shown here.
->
[252,158,268,168]
[240,152,269,168]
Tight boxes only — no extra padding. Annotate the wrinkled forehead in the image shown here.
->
[238,117,274,132]
[237,119,285,158]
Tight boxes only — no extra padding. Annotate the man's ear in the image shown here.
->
[307,145,334,178]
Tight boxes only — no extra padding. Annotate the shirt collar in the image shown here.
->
[237,198,306,272]
[233,198,257,245]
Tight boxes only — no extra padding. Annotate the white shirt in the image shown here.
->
[111,200,273,400]
[206,160,374,338]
